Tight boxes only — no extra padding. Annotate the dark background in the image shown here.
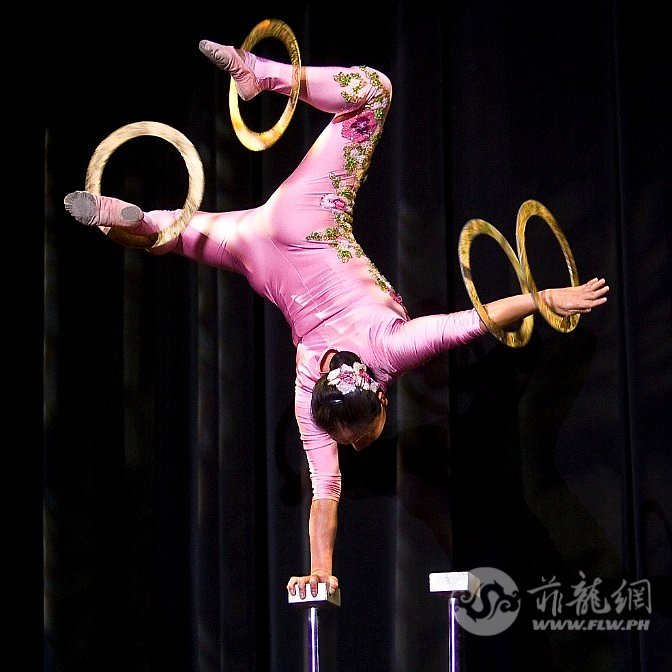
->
[40,1,670,671]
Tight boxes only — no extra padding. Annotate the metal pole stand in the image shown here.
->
[288,583,341,672]
[429,571,480,672]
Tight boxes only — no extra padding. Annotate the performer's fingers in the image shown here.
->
[587,278,609,297]
[295,577,310,599]
[286,576,300,595]
[288,573,340,598]
[327,575,339,595]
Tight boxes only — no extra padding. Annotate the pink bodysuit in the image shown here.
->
[123,58,487,501]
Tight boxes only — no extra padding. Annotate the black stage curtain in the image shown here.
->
[41,2,670,671]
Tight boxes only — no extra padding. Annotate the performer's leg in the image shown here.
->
[199,40,391,117]
[63,190,251,270]
[200,41,392,237]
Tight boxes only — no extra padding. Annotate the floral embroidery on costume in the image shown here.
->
[342,109,377,144]
[306,66,404,307]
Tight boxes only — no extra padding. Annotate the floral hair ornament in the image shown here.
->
[327,362,379,395]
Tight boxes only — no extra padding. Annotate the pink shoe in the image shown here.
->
[199,40,260,101]
[64,191,143,228]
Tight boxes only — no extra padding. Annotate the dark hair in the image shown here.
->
[310,351,382,437]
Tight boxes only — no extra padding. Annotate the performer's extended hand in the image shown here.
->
[287,569,339,599]
[541,277,609,316]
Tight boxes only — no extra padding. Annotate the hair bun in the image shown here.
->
[329,350,361,370]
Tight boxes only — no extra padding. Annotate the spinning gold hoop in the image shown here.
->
[85,121,204,249]
[458,199,580,348]
[229,18,301,151]
[516,199,580,333]
[459,218,535,348]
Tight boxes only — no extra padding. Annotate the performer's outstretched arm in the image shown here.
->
[377,277,609,375]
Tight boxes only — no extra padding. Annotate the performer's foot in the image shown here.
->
[64,191,143,228]
[199,40,260,101]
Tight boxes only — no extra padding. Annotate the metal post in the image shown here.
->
[429,571,480,672]
[448,596,459,672]
[309,606,319,672]
[288,583,341,672]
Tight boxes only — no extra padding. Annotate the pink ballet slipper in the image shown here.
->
[63,191,143,228]
[199,40,260,101]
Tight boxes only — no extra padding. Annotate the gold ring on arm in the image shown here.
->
[85,121,205,249]
[458,218,534,348]
[229,18,301,151]
[515,199,580,333]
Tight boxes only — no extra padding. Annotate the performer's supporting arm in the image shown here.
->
[287,498,339,598]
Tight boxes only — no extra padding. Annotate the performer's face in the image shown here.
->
[330,392,388,451]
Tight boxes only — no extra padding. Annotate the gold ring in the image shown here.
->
[458,218,534,348]
[516,199,580,333]
[459,200,581,347]
[85,121,204,249]
[229,18,301,151]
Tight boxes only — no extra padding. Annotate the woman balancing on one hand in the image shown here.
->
[63,40,609,600]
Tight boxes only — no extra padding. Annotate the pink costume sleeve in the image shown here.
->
[368,308,487,380]
[294,390,341,501]
[378,309,487,376]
